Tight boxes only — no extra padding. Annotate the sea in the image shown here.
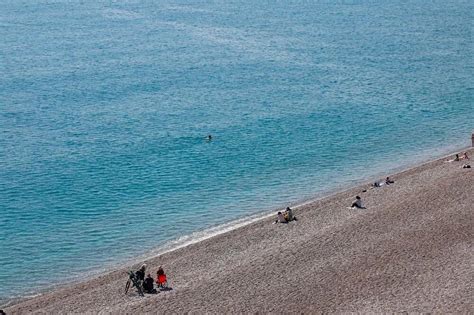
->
[0,0,473,303]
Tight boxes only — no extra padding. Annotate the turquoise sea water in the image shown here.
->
[0,0,473,302]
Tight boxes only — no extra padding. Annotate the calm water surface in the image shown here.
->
[0,0,473,301]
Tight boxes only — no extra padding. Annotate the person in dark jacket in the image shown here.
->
[143,274,157,294]
[135,264,146,282]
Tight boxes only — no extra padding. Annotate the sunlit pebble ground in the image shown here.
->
[6,149,473,314]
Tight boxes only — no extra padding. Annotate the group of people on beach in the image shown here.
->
[352,175,396,209]
[274,176,396,221]
[350,152,471,210]
[371,176,394,188]
[452,152,470,168]
[127,150,470,298]
[273,151,471,224]
[453,152,469,162]
[133,264,168,294]
[447,152,470,164]
[274,207,297,223]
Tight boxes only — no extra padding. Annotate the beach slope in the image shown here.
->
[5,149,473,313]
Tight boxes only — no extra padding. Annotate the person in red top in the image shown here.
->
[156,266,168,289]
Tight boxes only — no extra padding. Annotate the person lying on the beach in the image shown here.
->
[284,207,297,221]
[446,154,461,163]
[143,274,157,294]
[385,176,394,184]
[156,266,168,289]
[275,211,287,223]
[351,196,366,209]
[371,181,384,188]
[460,152,469,160]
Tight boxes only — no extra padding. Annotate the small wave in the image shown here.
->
[125,210,276,264]
[164,5,217,14]
[0,292,42,308]
[102,9,142,20]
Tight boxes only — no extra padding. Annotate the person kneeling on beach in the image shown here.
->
[275,211,287,223]
[351,196,366,209]
[284,207,297,221]
[143,274,157,294]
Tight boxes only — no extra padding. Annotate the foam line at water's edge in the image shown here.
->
[116,143,472,266]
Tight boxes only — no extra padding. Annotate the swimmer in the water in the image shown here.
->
[207,135,212,141]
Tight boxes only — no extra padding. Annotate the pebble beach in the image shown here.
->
[4,148,473,314]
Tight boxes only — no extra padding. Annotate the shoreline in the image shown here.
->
[1,144,467,306]
[3,145,473,313]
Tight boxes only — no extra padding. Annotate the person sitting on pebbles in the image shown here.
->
[275,211,287,223]
[284,207,297,221]
[275,207,298,223]
[351,196,366,209]
[143,273,157,294]
[156,266,168,289]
